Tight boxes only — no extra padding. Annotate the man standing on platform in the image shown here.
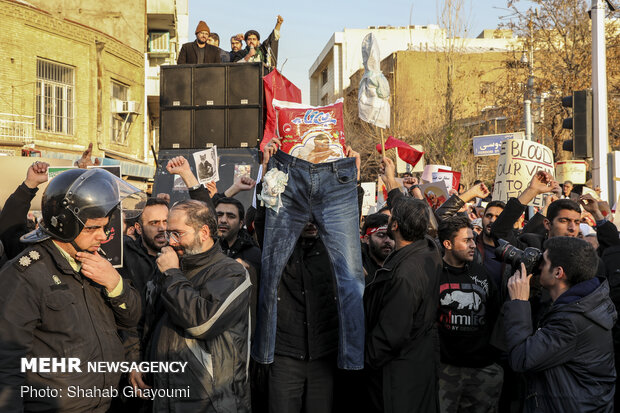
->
[177,21,221,64]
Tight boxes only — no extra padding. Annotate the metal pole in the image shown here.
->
[592,0,610,201]
[524,100,532,141]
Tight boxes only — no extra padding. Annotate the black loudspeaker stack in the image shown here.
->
[159,63,264,149]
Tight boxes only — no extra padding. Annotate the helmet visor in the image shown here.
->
[65,168,147,223]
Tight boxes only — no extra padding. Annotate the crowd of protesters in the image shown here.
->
[0,137,619,413]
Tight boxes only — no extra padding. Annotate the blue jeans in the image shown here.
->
[252,150,365,370]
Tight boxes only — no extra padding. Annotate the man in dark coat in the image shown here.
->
[237,15,283,67]
[149,199,251,412]
[0,168,142,413]
[364,157,442,413]
[177,21,221,64]
[0,161,49,261]
[504,236,616,412]
[360,212,394,282]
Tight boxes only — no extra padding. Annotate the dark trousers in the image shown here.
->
[268,354,335,413]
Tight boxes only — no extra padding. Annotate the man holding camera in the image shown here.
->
[504,236,616,412]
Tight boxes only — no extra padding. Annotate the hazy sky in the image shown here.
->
[187,0,521,103]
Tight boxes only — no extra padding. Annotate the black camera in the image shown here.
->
[495,239,543,275]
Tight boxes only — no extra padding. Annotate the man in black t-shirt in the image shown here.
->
[437,216,503,413]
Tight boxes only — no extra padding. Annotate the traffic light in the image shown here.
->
[561,89,593,159]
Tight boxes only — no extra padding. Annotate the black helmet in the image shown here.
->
[22,168,145,243]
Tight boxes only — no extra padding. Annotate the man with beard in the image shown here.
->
[116,197,168,412]
[239,15,283,67]
[145,199,251,412]
[434,184,503,287]
[361,213,394,283]
[363,157,442,413]
[229,33,245,62]
[437,216,502,413]
[215,197,261,274]
[177,21,221,64]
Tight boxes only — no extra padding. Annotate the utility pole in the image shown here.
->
[591,0,610,201]
[522,18,535,141]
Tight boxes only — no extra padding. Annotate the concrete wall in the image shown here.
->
[0,0,146,161]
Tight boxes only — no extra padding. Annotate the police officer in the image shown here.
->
[0,168,143,412]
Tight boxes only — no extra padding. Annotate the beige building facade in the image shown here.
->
[0,0,154,179]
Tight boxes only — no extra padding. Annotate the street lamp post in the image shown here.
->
[522,19,535,141]
[591,0,610,202]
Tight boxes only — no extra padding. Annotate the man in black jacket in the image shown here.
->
[0,160,49,261]
[360,212,394,282]
[437,216,502,413]
[238,15,283,67]
[215,197,261,273]
[0,168,142,413]
[117,197,168,410]
[504,236,616,412]
[150,199,251,412]
[266,221,339,413]
[364,157,442,413]
[177,20,221,64]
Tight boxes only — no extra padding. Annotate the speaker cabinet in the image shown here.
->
[160,109,192,149]
[160,66,192,106]
[194,65,226,106]
[194,108,226,148]
[159,63,265,148]
[228,108,261,147]
[228,64,261,105]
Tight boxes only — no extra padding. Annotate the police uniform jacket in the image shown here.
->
[0,239,141,413]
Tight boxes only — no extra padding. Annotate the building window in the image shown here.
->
[321,68,328,86]
[321,94,329,106]
[111,81,129,144]
[148,31,171,54]
[36,59,74,135]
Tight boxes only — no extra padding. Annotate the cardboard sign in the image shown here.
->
[422,165,451,183]
[582,186,601,200]
[361,182,377,216]
[433,168,461,192]
[492,139,554,207]
[555,160,587,185]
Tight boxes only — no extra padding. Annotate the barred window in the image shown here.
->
[36,59,74,135]
[111,81,129,144]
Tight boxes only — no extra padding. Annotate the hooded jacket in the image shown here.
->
[150,241,251,413]
[504,277,617,413]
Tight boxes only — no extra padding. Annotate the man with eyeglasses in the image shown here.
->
[139,199,251,412]
[0,168,143,412]
[115,197,169,412]
[177,20,221,64]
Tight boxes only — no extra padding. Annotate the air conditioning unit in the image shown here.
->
[115,100,138,113]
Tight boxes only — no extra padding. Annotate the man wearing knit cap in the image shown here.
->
[177,20,221,64]
[238,15,283,68]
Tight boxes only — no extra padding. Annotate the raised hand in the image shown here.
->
[24,161,50,189]
[75,143,101,168]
